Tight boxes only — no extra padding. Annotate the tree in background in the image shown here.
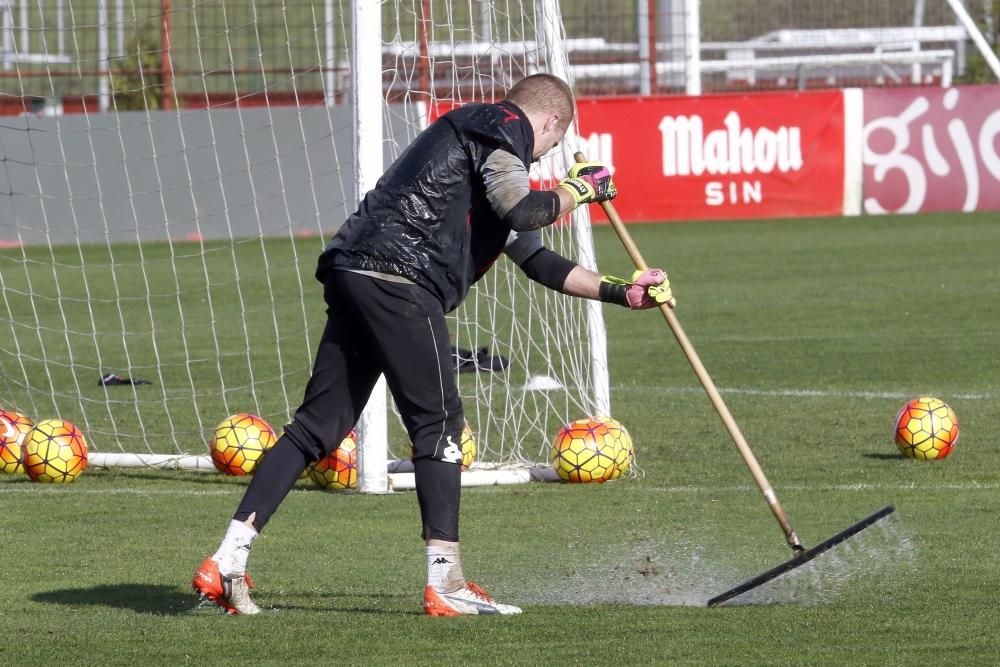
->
[111,27,163,111]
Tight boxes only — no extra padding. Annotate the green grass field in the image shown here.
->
[2,211,999,665]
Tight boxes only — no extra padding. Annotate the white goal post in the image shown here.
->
[0,0,610,489]
[351,0,389,493]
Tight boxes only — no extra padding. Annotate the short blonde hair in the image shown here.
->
[504,74,575,127]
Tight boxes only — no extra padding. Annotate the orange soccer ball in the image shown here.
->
[309,431,358,491]
[894,397,959,460]
[209,413,277,476]
[550,416,634,483]
[0,409,34,475]
[23,419,89,483]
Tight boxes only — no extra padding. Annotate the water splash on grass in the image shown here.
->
[520,533,731,607]
[519,514,916,607]
[718,514,917,606]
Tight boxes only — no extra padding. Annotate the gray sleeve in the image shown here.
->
[482,149,532,217]
[482,149,561,231]
[502,229,545,266]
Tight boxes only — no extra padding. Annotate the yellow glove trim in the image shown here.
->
[630,270,676,307]
[557,177,596,207]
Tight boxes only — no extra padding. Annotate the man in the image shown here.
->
[192,73,673,616]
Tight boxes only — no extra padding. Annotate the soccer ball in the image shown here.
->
[406,422,477,470]
[459,423,476,470]
[607,418,636,476]
[209,413,277,476]
[23,419,89,483]
[550,416,634,483]
[894,397,959,460]
[0,409,34,475]
[309,431,357,491]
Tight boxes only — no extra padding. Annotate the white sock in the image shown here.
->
[212,519,258,577]
[426,542,465,593]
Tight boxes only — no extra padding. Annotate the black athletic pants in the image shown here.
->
[234,270,465,541]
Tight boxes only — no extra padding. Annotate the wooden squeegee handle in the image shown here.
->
[574,151,804,553]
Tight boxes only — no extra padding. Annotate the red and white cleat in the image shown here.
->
[192,556,260,615]
[423,582,522,616]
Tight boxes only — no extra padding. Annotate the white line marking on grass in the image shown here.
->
[612,385,995,401]
[634,481,1000,494]
[0,486,321,496]
[0,487,237,496]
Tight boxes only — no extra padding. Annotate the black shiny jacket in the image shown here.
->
[317,101,536,312]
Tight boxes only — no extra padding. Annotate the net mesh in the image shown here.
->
[0,0,602,468]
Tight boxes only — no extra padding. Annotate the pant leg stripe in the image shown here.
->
[426,316,449,460]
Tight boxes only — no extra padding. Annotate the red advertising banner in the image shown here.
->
[863,85,1000,214]
[570,91,846,222]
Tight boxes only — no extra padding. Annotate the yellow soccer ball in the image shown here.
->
[209,413,277,476]
[550,416,634,483]
[894,397,959,460]
[24,419,89,483]
[459,423,477,470]
[309,431,357,491]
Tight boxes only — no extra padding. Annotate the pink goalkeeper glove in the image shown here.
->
[599,269,675,310]
[557,161,618,207]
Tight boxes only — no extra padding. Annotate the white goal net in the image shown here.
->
[0,0,608,485]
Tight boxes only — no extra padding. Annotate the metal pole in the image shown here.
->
[912,0,926,83]
[324,0,335,106]
[947,0,1000,80]
[115,0,124,58]
[57,0,64,55]
[98,0,109,111]
[984,0,996,44]
[941,54,954,86]
[2,1,12,71]
[956,10,967,76]
[419,0,431,97]
[161,0,174,109]
[479,0,493,44]
[648,0,658,94]
[684,0,701,95]
[19,0,27,54]
[638,0,650,95]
